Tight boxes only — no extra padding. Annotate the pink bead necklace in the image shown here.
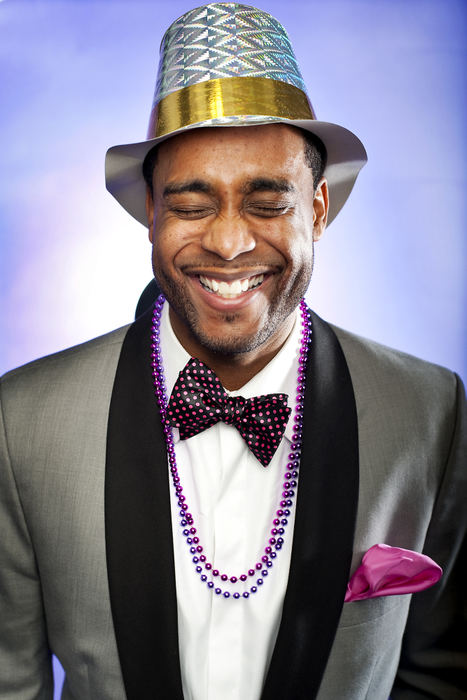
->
[150,295,311,599]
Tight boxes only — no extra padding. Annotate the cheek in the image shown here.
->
[278,227,314,291]
[153,218,203,265]
[150,230,173,281]
[288,248,314,289]
[151,223,181,267]
[274,218,314,268]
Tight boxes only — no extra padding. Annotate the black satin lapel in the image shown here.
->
[105,307,184,700]
[262,312,359,700]
[135,278,161,320]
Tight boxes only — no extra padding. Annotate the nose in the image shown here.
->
[200,215,256,260]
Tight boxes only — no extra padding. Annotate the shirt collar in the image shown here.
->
[159,302,301,443]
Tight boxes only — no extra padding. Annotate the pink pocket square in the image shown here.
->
[344,543,442,602]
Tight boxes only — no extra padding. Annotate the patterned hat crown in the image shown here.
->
[105,2,367,227]
[147,2,316,139]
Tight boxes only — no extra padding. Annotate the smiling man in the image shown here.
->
[0,3,466,700]
[146,125,327,388]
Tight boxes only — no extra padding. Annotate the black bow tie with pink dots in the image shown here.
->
[165,358,291,467]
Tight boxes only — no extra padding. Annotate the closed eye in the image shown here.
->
[169,206,216,219]
[245,202,293,217]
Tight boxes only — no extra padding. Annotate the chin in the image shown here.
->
[188,320,272,357]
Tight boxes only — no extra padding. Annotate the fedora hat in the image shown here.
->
[105,2,367,227]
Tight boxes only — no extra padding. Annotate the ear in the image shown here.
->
[145,186,155,244]
[312,177,329,242]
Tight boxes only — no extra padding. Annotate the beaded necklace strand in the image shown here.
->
[150,295,311,599]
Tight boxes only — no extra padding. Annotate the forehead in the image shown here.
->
[153,124,309,188]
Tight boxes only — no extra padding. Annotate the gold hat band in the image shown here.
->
[147,76,316,139]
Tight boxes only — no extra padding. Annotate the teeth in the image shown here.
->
[199,274,265,297]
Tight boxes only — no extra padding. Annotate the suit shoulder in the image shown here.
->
[329,325,465,493]
[330,324,460,408]
[0,324,130,401]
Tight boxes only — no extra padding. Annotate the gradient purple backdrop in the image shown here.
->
[1,0,466,694]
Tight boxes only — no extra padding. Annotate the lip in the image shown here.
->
[186,272,274,312]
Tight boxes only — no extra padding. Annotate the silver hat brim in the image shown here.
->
[105,118,367,228]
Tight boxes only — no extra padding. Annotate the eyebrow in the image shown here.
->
[162,176,295,199]
[242,178,295,195]
[163,180,213,198]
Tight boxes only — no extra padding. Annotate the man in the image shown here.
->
[0,3,465,699]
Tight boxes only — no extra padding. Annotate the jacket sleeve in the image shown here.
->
[0,379,54,698]
[391,373,467,699]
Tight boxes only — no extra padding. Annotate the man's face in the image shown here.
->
[146,124,328,359]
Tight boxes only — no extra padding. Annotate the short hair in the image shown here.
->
[142,145,159,197]
[303,130,326,190]
[143,128,326,196]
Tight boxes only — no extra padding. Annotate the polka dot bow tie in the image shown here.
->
[166,358,292,467]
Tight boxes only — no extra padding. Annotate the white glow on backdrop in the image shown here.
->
[0,0,465,694]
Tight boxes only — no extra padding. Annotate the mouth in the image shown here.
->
[198,273,266,299]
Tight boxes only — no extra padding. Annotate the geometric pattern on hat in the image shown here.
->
[155,3,307,103]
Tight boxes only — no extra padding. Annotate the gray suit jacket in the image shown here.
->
[0,308,465,699]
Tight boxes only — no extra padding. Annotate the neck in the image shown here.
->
[168,307,296,391]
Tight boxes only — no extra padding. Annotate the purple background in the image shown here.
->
[1,0,465,694]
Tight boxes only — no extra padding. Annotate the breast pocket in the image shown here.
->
[318,597,411,699]
[338,593,409,629]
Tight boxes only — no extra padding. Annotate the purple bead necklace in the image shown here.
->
[150,294,311,599]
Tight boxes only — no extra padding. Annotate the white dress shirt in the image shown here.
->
[160,303,301,700]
